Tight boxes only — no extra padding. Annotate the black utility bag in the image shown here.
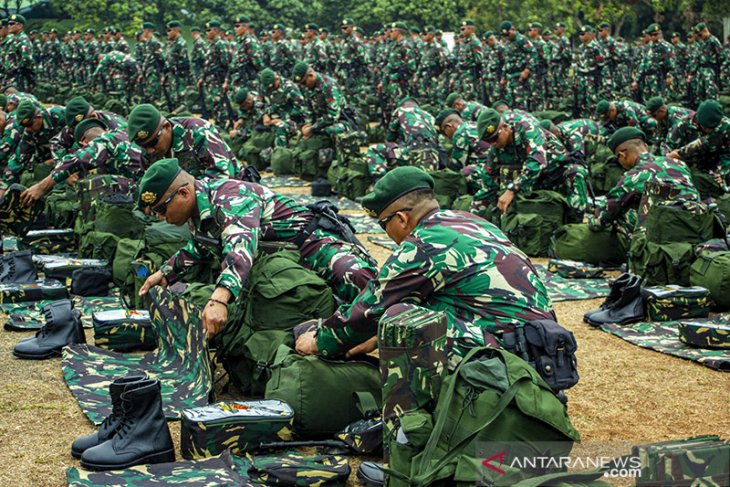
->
[71,267,113,297]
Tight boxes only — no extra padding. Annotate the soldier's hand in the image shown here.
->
[497,189,516,214]
[229,129,239,138]
[345,336,377,358]
[631,81,638,90]
[263,113,272,126]
[710,171,723,185]
[202,299,228,337]
[67,173,80,186]
[295,330,319,356]
[138,270,168,297]
[197,79,203,88]
[666,150,681,160]
[20,184,46,207]
[222,81,229,93]
[301,124,313,138]
[499,78,506,87]
[519,68,530,81]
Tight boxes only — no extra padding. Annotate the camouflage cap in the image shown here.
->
[64,96,92,127]
[477,108,502,140]
[74,117,107,142]
[233,87,249,104]
[291,61,309,83]
[142,22,155,30]
[138,158,182,209]
[127,103,162,144]
[362,166,434,217]
[596,99,611,117]
[645,96,665,115]
[166,21,181,29]
[259,68,277,91]
[341,18,355,26]
[499,21,512,35]
[646,23,661,34]
[434,108,459,129]
[695,99,724,129]
[445,93,461,107]
[16,100,38,127]
[607,127,645,152]
[694,22,707,32]
[8,14,26,24]
[234,16,250,24]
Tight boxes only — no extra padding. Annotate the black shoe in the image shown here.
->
[585,276,644,326]
[13,300,84,359]
[584,273,632,323]
[0,250,37,283]
[71,375,148,459]
[80,378,175,471]
[358,461,385,487]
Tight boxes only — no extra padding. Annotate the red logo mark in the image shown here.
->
[482,451,507,475]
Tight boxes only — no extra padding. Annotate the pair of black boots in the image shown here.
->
[13,300,85,359]
[584,273,645,326]
[72,375,175,470]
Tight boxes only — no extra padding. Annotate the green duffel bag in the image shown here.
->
[271,146,296,175]
[292,134,332,180]
[113,238,143,288]
[94,193,146,239]
[78,231,120,261]
[242,130,276,170]
[387,347,580,487]
[644,201,718,245]
[328,158,371,200]
[429,169,468,209]
[690,251,730,309]
[550,224,627,266]
[266,345,382,438]
[628,231,694,286]
[501,213,549,256]
[690,167,725,200]
[512,190,567,228]
[143,220,192,262]
[714,194,730,225]
[590,158,625,195]
[44,186,79,229]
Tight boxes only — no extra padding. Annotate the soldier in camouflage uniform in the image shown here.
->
[228,87,265,145]
[670,33,689,104]
[444,92,486,122]
[43,29,62,81]
[83,29,100,83]
[633,24,675,102]
[337,18,369,105]
[477,108,589,220]
[590,126,699,236]
[543,118,605,160]
[189,27,206,81]
[127,103,239,179]
[93,50,140,102]
[367,98,440,178]
[5,15,35,92]
[414,26,448,106]
[110,27,130,54]
[162,21,190,110]
[596,22,620,99]
[644,97,695,154]
[230,17,262,91]
[258,68,309,149]
[197,20,231,124]
[574,25,607,118]
[596,99,657,146]
[499,21,537,111]
[689,23,722,103]
[450,19,483,102]
[483,31,505,106]
[136,158,378,333]
[379,22,416,124]
[268,24,295,77]
[21,118,144,206]
[301,23,329,75]
[138,22,165,103]
[526,22,549,110]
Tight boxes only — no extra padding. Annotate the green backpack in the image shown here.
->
[501,191,567,257]
[78,231,120,261]
[590,158,625,195]
[271,146,296,175]
[689,167,725,200]
[328,157,372,200]
[690,251,730,309]
[242,131,276,170]
[94,193,146,239]
[644,201,719,245]
[387,347,580,487]
[44,186,80,229]
[113,238,143,288]
[628,231,694,286]
[429,169,468,209]
[292,134,333,180]
[550,224,627,266]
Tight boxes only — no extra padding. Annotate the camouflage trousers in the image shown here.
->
[692,67,719,102]
[640,75,669,103]
[589,208,638,239]
[162,74,187,108]
[503,73,531,110]
[142,71,162,101]
[203,82,229,125]
[450,71,481,102]
[299,228,377,302]
[367,142,441,178]
[575,74,602,118]
[272,119,298,148]
[484,74,503,107]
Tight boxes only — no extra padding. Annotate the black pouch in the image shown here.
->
[238,166,262,183]
[0,250,38,283]
[503,319,579,391]
[71,267,113,296]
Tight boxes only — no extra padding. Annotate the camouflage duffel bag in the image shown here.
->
[94,193,146,239]
[628,231,694,286]
[678,322,730,349]
[550,223,627,266]
[92,309,157,352]
[266,344,382,438]
[641,285,713,322]
[690,251,730,309]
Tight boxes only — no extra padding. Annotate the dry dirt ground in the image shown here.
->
[0,185,728,486]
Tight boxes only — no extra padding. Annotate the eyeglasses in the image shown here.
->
[7,21,17,26]
[650,32,659,37]
[138,125,164,148]
[483,125,504,143]
[151,182,189,215]
[378,207,412,230]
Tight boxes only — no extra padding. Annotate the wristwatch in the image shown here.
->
[506,183,518,193]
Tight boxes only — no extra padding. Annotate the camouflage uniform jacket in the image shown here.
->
[151,117,239,178]
[384,38,416,86]
[268,39,295,77]
[0,115,22,165]
[597,36,620,68]
[6,32,34,73]
[50,110,127,162]
[6,105,65,180]
[695,35,722,71]
[262,79,309,126]
[315,209,555,361]
[638,40,676,79]
[92,51,139,83]
[575,39,606,76]
[51,129,143,183]
[503,33,537,76]
[336,35,368,78]
[461,100,487,122]
[164,35,190,77]
[676,116,730,173]
[202,38,230,84]
[489,110,570,190]
[591,152,699,227]
[111,39,130,54]
[417,41,447,78]
[551,35,572,69]
[555,119,604,155]
[303,38,330,74]
[230,34,262,86]
[301,74,346,131]
[386,105,437,147]
[664,110,700,153]
[449,121,490,169]
[484,42,506,80]
[190,37,206,78]
[655,106,694,152]
[161,178,312,299]
[457,35,483,71]
[141,37,165,76]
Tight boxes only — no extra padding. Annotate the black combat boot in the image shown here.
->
[583,272,632,323]
[358,461,385,487]
[80,378,175,470]
[0,250,37,283]
[71,375,148,459]
[585,275,644,326]
[13,300,84,359]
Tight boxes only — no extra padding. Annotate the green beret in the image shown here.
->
[499,21,512,35]
[477,108,502,140]
[142,22,155,30]
[397,96,414,108]
[607,127,645,152]
[616,37,624,42]
[424,25,435,33]
[484,30,493,38]
[304,23,318,30]
[138,158,181,209]
[206,20,221,29]
[249,22,257,29]
[191,26,201,32]
[362,166,435,217]
[445,93,461,107]
[0,94,7,110]
[410,26,421,34]
[578,25,594,34]
[16,100,38,126]
[393,22,407,31]
[8,14,26,24]
[598,22,610,29]
[259,68,277,91]
[492,99,509,109]
[436,29,443,35]
[341,18,355,26]
[694,22,706,32]
[127,103,162,144]
[596,99,611,117]
[461,19,475,27]
[271,23,285,31]
[86,28,95,34]
[696,100,724,129]
[166,21,180,29]
[319,27,329,33]
[291,61,309,83]
[530,22,543,30]
[646,96,665,114]
[74,118,107,142]
[435,108,459,128]
[65,96,92,127]
[555,22,566,29]
[646,23,660,34]
[235,16,250,24]
[234,88,249,104]
[539,119,553,131]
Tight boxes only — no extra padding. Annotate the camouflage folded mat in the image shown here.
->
[367,236,398,251]
[346,214,385,234]
[260,174,311,188]
[535,264,610,302]
[293,194,364,211]
[599,318,730,371]
[1,293,123,331]
[62,286,213,425]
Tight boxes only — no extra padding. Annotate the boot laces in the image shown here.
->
[114,402,136,438]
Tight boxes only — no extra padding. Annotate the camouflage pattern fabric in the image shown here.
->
[19,229,76,255]
[644,286,713,322]
[1,293,122,330]
[260,174,311,188]
[245,450,350,486]
[344,214,384,234]
[0,184,44,236]
[599,319,730,371]
[546,259,605,279]
[293,194,362,211]
[92,309,157,352]
[535,264,610,302]
[61,286,213,424]
[0,280,68,303]
[1,235,19,253]
[180,400,293,459]
[678,322,730,350]
[66,449,251,487]
[367,235,398,251]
